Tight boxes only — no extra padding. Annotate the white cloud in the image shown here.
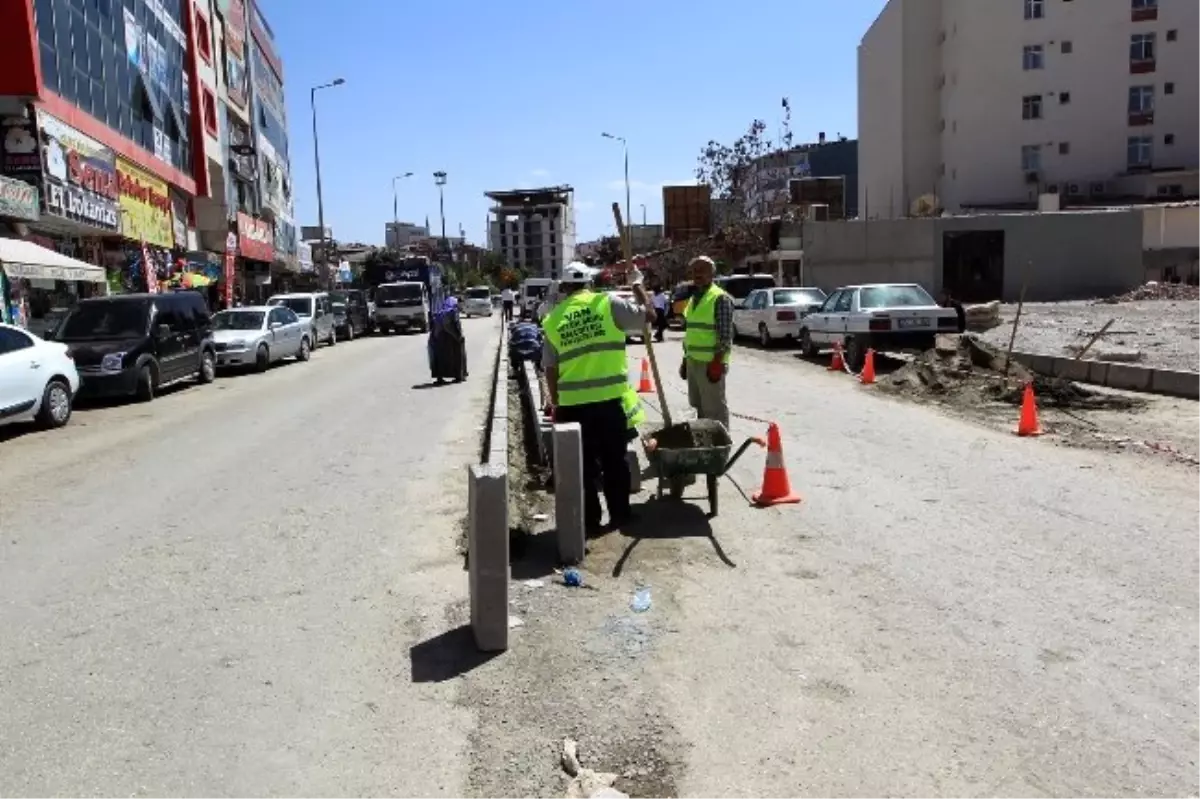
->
[531,168,551,178]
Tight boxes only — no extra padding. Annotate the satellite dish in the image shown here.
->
[910,194,940,217]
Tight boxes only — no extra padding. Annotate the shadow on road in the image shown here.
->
[791,350,907,376]
[411,381,460,390]
[611,497,736,577]
[409,625,499,683]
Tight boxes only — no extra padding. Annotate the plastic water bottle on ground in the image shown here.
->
[630,586,652,613]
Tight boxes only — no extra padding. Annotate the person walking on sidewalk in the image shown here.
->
[500,286,515,323]
[680,255,733,431]
[542,262,654,532]
[651,287,669,342]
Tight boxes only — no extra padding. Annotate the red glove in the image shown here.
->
[544,404,556,422]
[706,360,723,383]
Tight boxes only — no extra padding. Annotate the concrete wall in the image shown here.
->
[1143,204,1200,250]
[938,210,1145,300]
[800,218,938,292]
[858,1,908,220]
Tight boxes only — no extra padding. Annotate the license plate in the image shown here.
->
[897,317,931,329]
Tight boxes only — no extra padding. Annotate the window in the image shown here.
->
[1131,0,1158,21]
[1059,91,1071,104]
[1166,29,1177,42]
[202,87,218,136]
[1059,142,1070,155]
[1021,144,1042,172]
[0,326,34,354]
[1164,133,1175,146]
[1127,135,1153,169]
[1022,94,1044,120]
[1023,45,1044,70]
[833,292,853,314]
[1129,85,1155,117]
[195,12,211,63]
[1165,82,1175,94]
[1061,40,1072,54]
[1130,33,1156,64]
[1024,0,1044,20]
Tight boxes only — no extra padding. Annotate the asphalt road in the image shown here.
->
[0,320,498,797]
[636,340,1199,797]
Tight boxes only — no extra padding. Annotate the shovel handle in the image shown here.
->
[612,202,672,428]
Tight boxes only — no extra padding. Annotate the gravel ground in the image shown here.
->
[979,300,1200,374]
[0,323,499,797]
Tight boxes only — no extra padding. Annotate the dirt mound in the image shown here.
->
[880,335,1145,411]
[1096,282,1200,304]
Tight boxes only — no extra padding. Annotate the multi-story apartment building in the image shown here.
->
[858,0,1199,218]
[385,221,429,249]
[486,186,576,279]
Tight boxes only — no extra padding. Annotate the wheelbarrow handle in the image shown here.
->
[721,437,764,476]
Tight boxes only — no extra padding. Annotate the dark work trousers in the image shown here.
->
[502,301,514,323]
[654,307,668,341]
[555,398,631,528]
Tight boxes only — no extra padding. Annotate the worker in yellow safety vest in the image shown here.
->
[622,386,646,441]
[542,262,654,531]
[680,256,734,430]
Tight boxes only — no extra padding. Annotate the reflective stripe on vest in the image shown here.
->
[683,285,732,364]
[622,387,646,430]
[542,290,629,406]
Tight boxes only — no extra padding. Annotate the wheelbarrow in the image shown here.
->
[643,419,762,517]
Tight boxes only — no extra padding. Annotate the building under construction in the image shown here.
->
[486,186,577,279]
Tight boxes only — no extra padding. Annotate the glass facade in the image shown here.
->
[250,40,287,160]
[33,0,193,177]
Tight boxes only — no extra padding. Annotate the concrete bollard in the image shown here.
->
[468,463,509,652]
[553,422,586,564]
[626,445,641,494]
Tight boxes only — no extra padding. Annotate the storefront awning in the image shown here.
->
[0,238,108,284]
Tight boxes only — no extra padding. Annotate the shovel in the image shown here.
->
[612,202,672,428]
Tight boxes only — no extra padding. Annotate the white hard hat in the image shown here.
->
[560,262,593,285]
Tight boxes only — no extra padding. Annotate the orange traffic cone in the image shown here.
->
[751,423,802,507]
[859,349,877,385]
[1015,382,1043,437]
[637,357,655,394]
[828,341,845,371]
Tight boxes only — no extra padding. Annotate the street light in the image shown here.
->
[601,132,630,252]
[639,203,646,226]
[310,77,345,286]
[391,172,413,246]
[433,170,448,246]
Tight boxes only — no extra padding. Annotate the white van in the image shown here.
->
[519,278,554,320]
[267,292,337,347]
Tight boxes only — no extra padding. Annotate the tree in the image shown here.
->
[593,235,623,267]
[694,97,798,260]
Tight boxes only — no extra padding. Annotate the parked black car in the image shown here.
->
[329,289,371,339]
[57,291,217,402]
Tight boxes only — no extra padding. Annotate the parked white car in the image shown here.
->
[267,292,337,347]
[798,283,960,370]
[0,322,80,430]
[462,286,494,317]
[733,287,828,347]
[211,306,313,371]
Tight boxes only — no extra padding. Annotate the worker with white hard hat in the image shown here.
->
[541,261,654,532]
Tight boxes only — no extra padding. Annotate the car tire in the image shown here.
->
[297,336,312,361]
[758,323,772,348]
[344,324,354,342]
[37,378,72,429]
[800,329,819,358]
[328,327,337,346]
[255,344,270,372]
[198,350,216,383]
[136,363,156,402]
[844,336,867,372]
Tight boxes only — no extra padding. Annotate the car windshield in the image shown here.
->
[773,289,827,305]
[213,310,265,330]
[720,276,776,301]
[525,285,548,299]
[673,283,693,300]
[57,301,149,340]
[269,297,314,316]
[329,291,348,308]
[466,288,491,299]
[859,285,936,309]
[376,284,422,301]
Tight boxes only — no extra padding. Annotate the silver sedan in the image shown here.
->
[211,305,313,372]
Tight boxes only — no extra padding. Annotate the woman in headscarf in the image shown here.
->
[428,295,467,384]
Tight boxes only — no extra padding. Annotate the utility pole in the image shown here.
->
[310,77,345,287]
[391,172,412,248]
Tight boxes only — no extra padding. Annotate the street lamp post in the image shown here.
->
[391,172,413,247]
[601,132,630,253]
[433,171,454,282]
[310,77,345,286]
[640,203,646,226]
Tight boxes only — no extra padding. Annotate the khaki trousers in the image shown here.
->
[686,359,730,430]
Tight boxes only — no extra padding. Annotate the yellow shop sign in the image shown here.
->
[117,158,174,248]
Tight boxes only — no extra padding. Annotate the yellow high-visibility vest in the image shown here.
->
[622,387,646,430]
[683,284,732,364]
[542,290,628,406]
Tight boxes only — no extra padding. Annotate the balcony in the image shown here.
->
[1128,111,1155,126]
[1130,58,1156,74]
[1131,5,1158,22]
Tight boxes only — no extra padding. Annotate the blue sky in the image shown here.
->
[259,0,885,247]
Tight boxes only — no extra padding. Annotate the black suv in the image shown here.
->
[57,291,217,402]
[329,289,371,339]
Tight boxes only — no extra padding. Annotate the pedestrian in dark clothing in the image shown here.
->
[940,291,967,333]
[428,297,467,383]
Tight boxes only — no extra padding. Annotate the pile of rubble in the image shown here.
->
[880,335,1144,411]
[1096,281,1200,304]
